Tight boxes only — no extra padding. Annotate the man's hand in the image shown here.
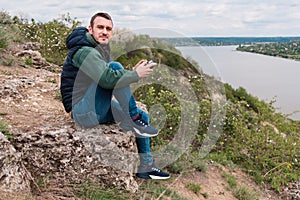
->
[134,60,157,78]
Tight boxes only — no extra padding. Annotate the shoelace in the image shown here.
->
[151,167,161,172]
[135,119,149,127]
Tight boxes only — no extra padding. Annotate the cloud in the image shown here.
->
[1,0,300,36]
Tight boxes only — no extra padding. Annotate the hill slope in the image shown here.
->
[0,43,284,200]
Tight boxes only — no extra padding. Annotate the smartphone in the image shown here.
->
[146,60,155,68]
[147,60,153,64]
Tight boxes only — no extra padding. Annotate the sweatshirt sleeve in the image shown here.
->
[72,47,139,89]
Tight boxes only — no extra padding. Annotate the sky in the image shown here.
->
[1,0,300,37]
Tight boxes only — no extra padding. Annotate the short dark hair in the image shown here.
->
[90,12,113,27]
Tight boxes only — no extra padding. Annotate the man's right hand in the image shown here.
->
[134,60,157,78]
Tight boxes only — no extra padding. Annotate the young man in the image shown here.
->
[60,12,170,179]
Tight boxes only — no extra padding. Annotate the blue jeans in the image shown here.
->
[72,61,153,166]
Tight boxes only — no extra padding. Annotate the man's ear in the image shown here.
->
[88,26,93,34]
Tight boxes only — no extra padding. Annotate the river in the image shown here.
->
[177,46,300,120]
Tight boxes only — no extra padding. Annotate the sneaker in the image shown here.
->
[136,163,170,180]
[132,117,158,138]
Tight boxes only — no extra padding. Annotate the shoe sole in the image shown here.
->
[133,127,158,137]
[136,174,170,180]
[149,175,170,179]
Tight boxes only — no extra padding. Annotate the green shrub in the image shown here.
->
[54,89,62,101]
[233,186,259,200]
[24,58,33,66]
[0,11,13,24]
[16,13,81,65]
[215,87,300,191]
[138,180,189,200]
[0,29,8,49]
[222,173,237,189]
[0,120,12,140]
[77,182,132,200]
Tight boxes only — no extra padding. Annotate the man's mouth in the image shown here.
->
[100,36,108,40]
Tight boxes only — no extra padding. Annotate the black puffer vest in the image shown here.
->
[60,27,94,113]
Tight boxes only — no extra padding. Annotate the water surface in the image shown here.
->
[177,46,300,120]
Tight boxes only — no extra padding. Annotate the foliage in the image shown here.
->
[0,11,23,49]
[222,172,259,200]
[167,152,207,174]
[76,182,133,200]
[237,41,300,61]
[0,29,8,49]
[138,180,189,200]
[186,182,201,194]
[215,84,300,191]
[0,10,14,24]
[113,32,300,192]
[14,13,81,65]
[0,120,12,140]
[0,11,81,65]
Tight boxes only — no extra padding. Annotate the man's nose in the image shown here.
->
[103,28,108,35]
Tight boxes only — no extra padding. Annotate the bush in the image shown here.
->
[0,120,12,140]
[0,11,24,49]
[215,85,300,191]
[0,11,13,24]
[16,13,81,65]
[0,29,8,49]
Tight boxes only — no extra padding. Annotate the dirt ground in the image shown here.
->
[0,64,280,200]
[170,165,279,200]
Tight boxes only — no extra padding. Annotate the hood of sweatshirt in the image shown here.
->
[66,27,95,50]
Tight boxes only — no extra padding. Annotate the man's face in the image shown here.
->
[88,16,113,44]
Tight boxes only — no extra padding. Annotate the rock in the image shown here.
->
[16,50,50,67]
[22,42,41,51]
[0,76,35,101]
[9,123,139,194]
[15,47,61,73]
[0,132,31,193]
[281,181,300,200]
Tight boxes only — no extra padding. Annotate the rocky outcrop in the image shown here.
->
[0,42,140,198]
[0,119,140,198]
[15,42,60,72]
[0,133,31,193]
[1,123,140,198]
[16,50,50,68]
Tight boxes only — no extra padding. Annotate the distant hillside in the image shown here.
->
[160,36,300,46]
[237,41,300,61]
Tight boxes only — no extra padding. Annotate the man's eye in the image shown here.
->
[97,25,112,31]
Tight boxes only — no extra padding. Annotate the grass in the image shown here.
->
[24,57,33,66]
[233,186,260,200]
[0,120,12,140]
[76,180,190,200]
[76,182,133,200]
[45,77,57,83]
[222,172,259,200]
[186,182,201,194]
[2,58,14,66]
[222,173,237,189]
[138,179,189,200]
